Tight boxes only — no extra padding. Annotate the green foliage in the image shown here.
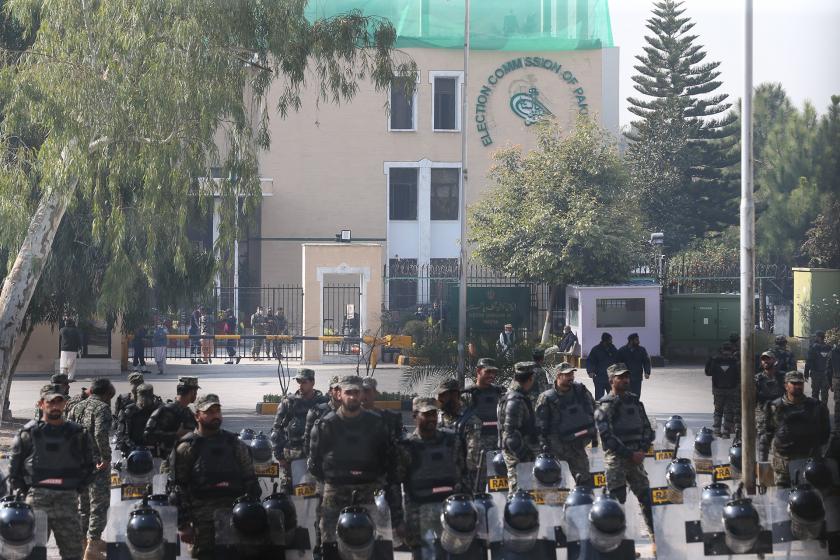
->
[469,117,641,287]
[799,292,840,337]
[625,0,738,252]
[802,196,840,269]
[400,319,429,348]
[261,393,283,403]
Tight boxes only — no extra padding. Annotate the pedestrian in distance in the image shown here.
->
[131,323,149,373]
[497,323,515,363]
[222,309,241,364]
[58,316,82,381]
[198,308,214,363]
[189,306,202,364]
[704,342,741,438]
[151,319,168,375]
[617,333,651,397]
[804,330,832,406]
[586,332,618,400]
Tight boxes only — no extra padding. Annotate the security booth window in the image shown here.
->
[596,298,645,328]
[430,168,459,220]
[389,77,415,130]
[568,297,580,326]
[389,167,418,220]
[433,76,458,130]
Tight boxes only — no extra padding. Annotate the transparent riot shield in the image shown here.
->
[495,462,557,559]
[287,458,317,560]
[566,491,637,560]
[413,497,484,560]
[214,505,286,558]
[254,459,282,499]
[104,498,178,559]
[110,459,165,506]
[333,501,394,560]
[0,503,47,560]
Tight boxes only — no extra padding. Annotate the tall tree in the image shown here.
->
[469,117,642,343]
[0,1,414,403]
[625,0,738,252]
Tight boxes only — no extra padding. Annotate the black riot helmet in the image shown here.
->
[440,494,479,554]
[664,415,687,445]
[775,335,787,346]
[239,428,256,442]
[803,458,833,491]
[503,489,539,552]
[249,431,273,464]
[0,497,36,545]
[263,483,297,540]
[232,496,269,536]
[666,458,697,492]
[336,505,376,560]
[492,450,507,477]
[788,482,825,540]
[729,442,743,473]
[533,449,563,486]
[564,484,595,510]
[126,503,164,554]
[701,482,730,504]
[126,447,154,478]
[700,482,731,532]
[588,490,626,553]
[146,494,170,508]
[694,427,715,457]
[722,497,761,554]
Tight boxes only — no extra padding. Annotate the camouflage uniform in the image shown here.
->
[498,380,539,492]
[529,362,551,405]
[397,427,466,549]
[67,393,112,540]
[535,381,597,486]
[270,389,328,491]
[170,428,260,559]
[704,351,741,437]
[804,340,832,405]
[755,370,785,461]
[115,398,160,454]
[770,344,797,373]
[251,310,265,357]
[144,401,197,471]
[438,407,482,490]
[595,389,655,535]
[461,381,505,491]
[63,388,88,419]
[10,413,95,559]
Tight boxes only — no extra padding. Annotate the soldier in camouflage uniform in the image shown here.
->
[770,335,797,373]
[764,371,831,487]
[34,373,72,421]
[144,377,199,470]
[361,376,405,442]
[308,376,401,557]
[704,343,741,438]
[115,384,161,454]
[531,348,551,399]
[435,379,482,491]
[461,358,505,491]
[755,351,785,461]
[536,362,597,486]
[11,384,95,560]
[67,377,115,560]
[396,397,466,552]
[804,331,832,405]
[171,394,260,559]
[595,363,655,537]
[270,368,328,492]
[64,384,88,420]
[499,362,539,492]
[114,372,161,420]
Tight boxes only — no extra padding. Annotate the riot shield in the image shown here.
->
[565,490,636,560]
[286,458,317,560]
[214,499,286,559]
[413,497,484,560]
[104,496,178,560]
[332,501,394,560]
[0,499,47,560]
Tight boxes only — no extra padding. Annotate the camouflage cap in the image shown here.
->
[784,371,805,383]
[195,393,221,411]
[412,397,439,413]
[40,384,66,401]
[476,357,498,370]
[607,363,630,378]
[136,383,154,394]
[514,361,536,374]
[50,373,71,384]
[178,376,200,389]
[338,375,364,391]
[328,375,341,389]
[760,350,776,359]
[435,379,460,396]
[361,377,378,390]
[127,372,144,385]
[555,362,577,375]
[294,368,315,381]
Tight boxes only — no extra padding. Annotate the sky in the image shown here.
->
[609,0,840,127]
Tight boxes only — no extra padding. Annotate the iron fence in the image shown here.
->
[322,284,362,355]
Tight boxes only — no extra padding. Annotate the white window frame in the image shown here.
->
[429,70,463,132]
[387,72,420,132]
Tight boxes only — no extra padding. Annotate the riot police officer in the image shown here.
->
[303,375,341,459]
[461,358,504,490]
[361,376,404,443]
[170,394,260,559]
[308,376,400,558]
[144,376,199,470]
[530,349,551,402]
[536,362,597,486]
[756,351,785,461]
[705,342,741,438]
[804,331,832,405]
[115,384,162,454]
[594,363,655,537]
[270,368,328,491]
[10,384,96,560]
[34,373,72,420]
[499,362,539,492]
[114,372,144,419]
[764,371,831,487]
[435,379,481,490]
[397,397,465,554]
[770,335,796,372]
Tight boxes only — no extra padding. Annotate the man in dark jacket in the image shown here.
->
[617,333,652,397]
[804,330,832,405]
[704,343,741,438]
[586,332,618,400]
[59,317,82,381]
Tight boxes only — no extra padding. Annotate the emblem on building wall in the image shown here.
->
[509,87,553,125]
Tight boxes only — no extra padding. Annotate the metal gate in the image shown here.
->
[322,284,361,355]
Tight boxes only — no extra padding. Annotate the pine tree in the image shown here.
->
[625,0,738,252]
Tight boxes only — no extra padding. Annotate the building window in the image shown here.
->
[389,258,418,309]
[430,72,462,131]
[430,168,459,220]
[389,76,415,131]
[389,168,418,220]
[568,297,579,326]
[596,298,645,328]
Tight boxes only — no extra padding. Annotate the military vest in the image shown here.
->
[606,396,645,447]
[184,431,245,497]
[321,412,384,484]
[465,385,503,438]
[405,432,458,503]
[284,394,324,448]
[543,384,595,439]
[499,391,537,440]
[771,398,824,455]
[710,357,740,389]
[810,343,831,373]
[124,404,158,448]
[26,422,87,490]
[755,372,784,406]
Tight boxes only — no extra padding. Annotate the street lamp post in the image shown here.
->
[457,0,470,386]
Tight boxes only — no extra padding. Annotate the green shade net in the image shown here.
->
[306,0,613,51]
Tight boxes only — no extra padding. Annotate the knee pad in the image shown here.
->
[608,486,627,503]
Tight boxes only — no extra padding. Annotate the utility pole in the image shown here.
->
[457,0,470,387]
[740,0,757,495]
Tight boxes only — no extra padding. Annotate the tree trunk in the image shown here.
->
[540,285,559,345]
[0,179,77,426]
[2,321,34,421]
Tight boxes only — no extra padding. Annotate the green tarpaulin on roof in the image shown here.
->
[306,0,613,51]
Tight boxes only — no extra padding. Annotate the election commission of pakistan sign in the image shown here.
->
[475,56,589,147]
[446,286,531,332]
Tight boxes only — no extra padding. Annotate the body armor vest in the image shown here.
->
[405,432,458,503]
[126,405,157,448]
[772,399,823,455]
[186,431,245,497]
[544,385,594,438]
[322,412,384,484]
[711,357,739,389]
[26,423,86,490]
[609,397,645,447]
[756,373,784,406]
[466,386,502,438]
[503,392,537,437]
[810,344,831,373]
[286,394,324,448]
